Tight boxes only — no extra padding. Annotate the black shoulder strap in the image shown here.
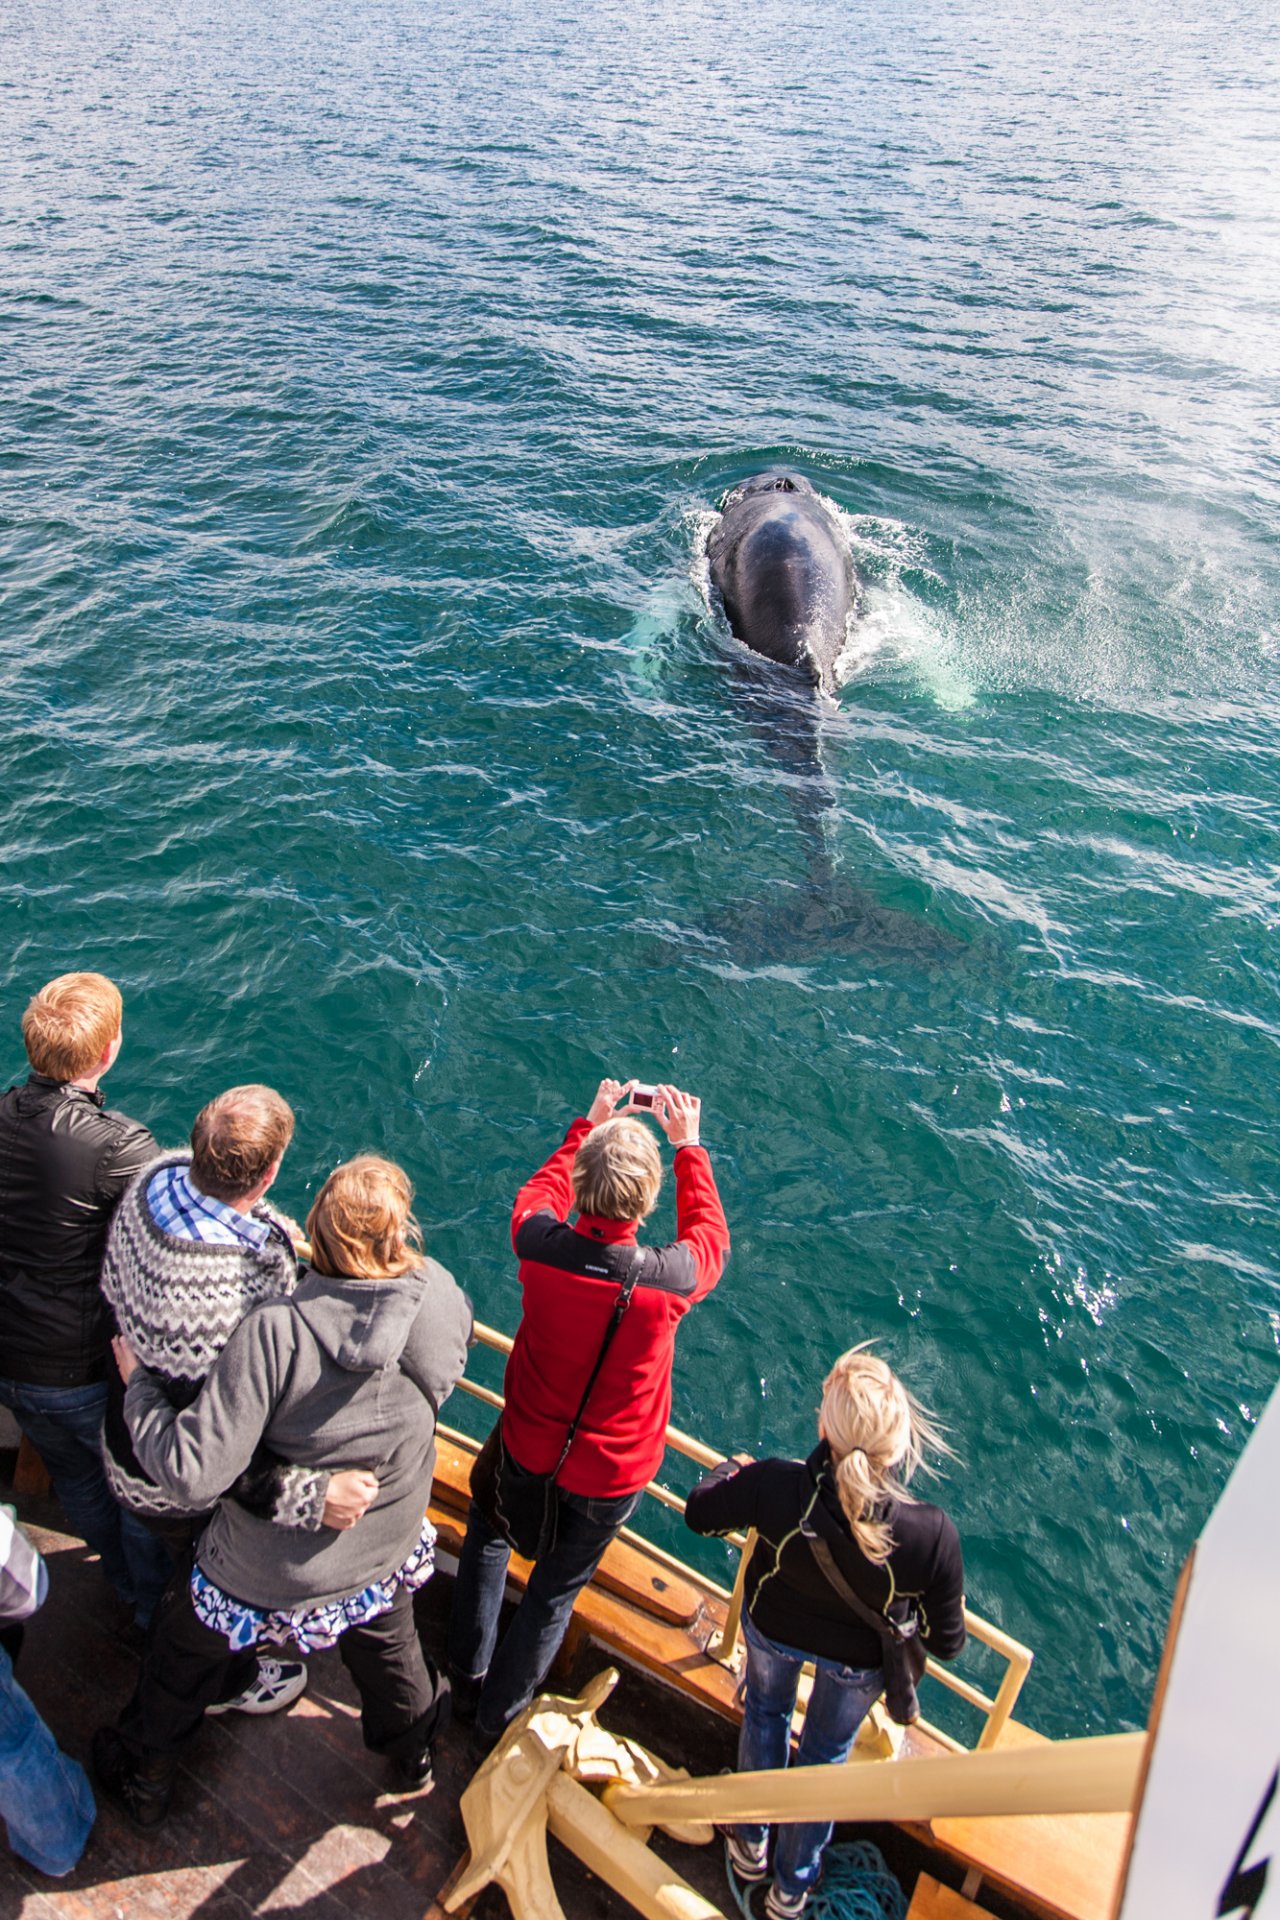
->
[803,1476,910,1646]
[551,1246,644,1482]
[807,1535,904,1646]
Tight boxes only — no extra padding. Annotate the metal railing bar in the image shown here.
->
[975,1649,1034,1751]
[960,1607,1033,1666]
[455,1381,504,1412]
[923,1662,995,1715]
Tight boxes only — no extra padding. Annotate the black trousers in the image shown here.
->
[119,1573,449,1766]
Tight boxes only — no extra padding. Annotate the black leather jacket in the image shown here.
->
[0,1074,157,1387]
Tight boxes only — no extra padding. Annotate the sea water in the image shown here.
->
[1,0,1277,1739]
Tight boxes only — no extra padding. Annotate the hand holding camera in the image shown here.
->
[586,1079,629,1127]
[588,1078,701,1148]
[650,1084,701,1148]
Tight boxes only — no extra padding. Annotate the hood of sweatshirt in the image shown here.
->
[290,1267,432,1373]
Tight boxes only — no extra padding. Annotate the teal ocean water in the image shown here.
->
[2,0,1278,1740]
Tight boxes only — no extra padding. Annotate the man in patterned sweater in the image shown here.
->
[100,1084,377,1717]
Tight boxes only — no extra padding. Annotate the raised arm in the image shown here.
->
[512,1117,592,1246]
[650,1088,729,1303]
[684,1455,762,1537]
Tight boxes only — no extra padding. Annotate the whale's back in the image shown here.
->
[709,486,852,691]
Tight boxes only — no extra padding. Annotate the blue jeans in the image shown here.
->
[0,1643,95,1876]
[737,1615,884,1897]
[0,1377,172,1627]
[447,1466,642,1743]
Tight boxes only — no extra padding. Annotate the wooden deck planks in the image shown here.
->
[1,1500,465,1920]
[0,1484,741,1920]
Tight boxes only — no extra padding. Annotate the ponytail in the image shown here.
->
[819,1345,953,1564]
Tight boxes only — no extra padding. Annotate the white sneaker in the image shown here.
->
[764,1885,808,1920]
[724,1832,770,1884]
[207,1657,308,1717]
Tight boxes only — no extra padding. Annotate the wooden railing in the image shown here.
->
[444,1320,1033,1754]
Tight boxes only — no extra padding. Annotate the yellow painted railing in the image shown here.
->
[441,1320,1034,1753]
[601,1731,1146,1828]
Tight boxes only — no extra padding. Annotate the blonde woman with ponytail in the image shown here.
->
[685,1345,965,1920]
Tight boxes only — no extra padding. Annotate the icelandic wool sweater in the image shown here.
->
[100,1152,325,1527]
[125,1260,473,1610]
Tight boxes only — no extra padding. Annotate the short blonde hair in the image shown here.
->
[571,1118,662,1222]
[22,972,123,1081]
[306,1155,423,1280]
[190,1086,295,1203]
[820,1345,953,1564]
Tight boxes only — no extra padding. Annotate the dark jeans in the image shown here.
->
[0,1375,172,1626]
[120,1572,448,1767]
[447,1462,642,1743]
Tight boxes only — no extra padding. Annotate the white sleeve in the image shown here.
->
[0,1506,48,1624]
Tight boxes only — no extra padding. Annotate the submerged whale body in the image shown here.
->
[707,470,854,697]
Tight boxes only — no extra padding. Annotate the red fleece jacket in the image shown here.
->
[500,1118,729,1498]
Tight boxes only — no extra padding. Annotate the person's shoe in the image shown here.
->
[724,1832,770,1884]
[763,1884,809,1920]
[206,1657,308,1717]
[393,1745,435,1793]
[91,1727,174,1831]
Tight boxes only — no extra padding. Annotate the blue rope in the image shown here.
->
[805,1843,907,1920]
[724,1840,906,1920]
[723,1850,759,1920]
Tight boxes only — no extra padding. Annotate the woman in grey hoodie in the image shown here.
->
[91,1155,473,1829]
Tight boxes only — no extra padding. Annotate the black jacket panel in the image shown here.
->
[0,1074,158,1385]
[685,1442,966,1670]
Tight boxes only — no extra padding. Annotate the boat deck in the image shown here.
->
[2,1460,1125,1920]
[1,1487,753,1920]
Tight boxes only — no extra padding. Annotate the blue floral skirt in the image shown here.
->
[191,1516,437,1655]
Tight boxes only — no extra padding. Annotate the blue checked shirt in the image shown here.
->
[146,1163,273,1251]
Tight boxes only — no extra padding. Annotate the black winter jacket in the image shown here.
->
[685,1442,966,1671]
[0,1074,157,1386]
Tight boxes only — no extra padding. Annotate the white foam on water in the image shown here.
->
[849,584,976,711]
[625,577,695,684]
[827,503,977,711]
[686,505,720,617]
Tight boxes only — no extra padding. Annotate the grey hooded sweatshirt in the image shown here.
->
[124,1260,472,1611]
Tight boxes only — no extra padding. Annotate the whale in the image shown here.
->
[693,470,958,961]
[707,470,855,697]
